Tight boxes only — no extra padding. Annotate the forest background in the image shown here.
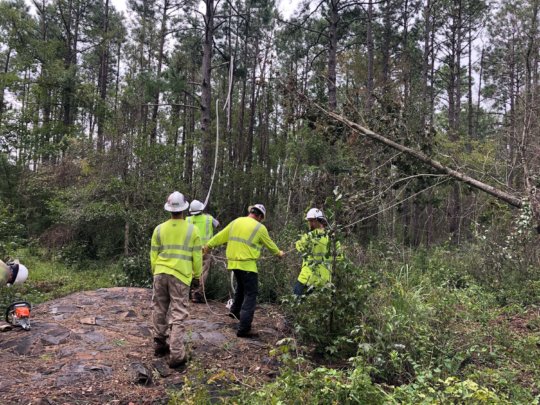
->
[1,0,540,402]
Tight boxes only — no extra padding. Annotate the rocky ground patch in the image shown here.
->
[0,287,289,404]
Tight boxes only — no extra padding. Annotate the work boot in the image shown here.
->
[168,357,187,370]
[191,292,205,304]
[236,329,259,339]
[153,337,170,357]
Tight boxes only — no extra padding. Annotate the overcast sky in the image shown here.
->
[109,0,300,18]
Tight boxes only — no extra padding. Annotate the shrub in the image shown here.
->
[0,205,26,257]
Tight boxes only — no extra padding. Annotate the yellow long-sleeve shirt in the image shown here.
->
[207,216,280,272]
[150,219,202,286]
[296,228,342,287]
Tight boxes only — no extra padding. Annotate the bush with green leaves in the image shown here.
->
[389,374,510,404]
[0,205,26,257]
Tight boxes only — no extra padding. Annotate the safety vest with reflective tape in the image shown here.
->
[207,216,280,272]
[150,219,202,286]
[296,228,341,287]
[186,214,215,244]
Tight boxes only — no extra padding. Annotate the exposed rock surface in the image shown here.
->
[0,287,288,404]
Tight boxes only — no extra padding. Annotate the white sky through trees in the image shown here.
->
[109,0,299,18]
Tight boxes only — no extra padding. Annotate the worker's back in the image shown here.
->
[187,214,215,244]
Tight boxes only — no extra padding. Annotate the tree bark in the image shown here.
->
[201,0,214,198]
[150,0,170,142]
[327,0,339,111]
[366,0,374,112]
[97,0,110,152]
[0,48,11,125]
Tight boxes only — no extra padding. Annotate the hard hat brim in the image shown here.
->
[248,205,265,217]
[164,201,189,212]
[190,210,203,215]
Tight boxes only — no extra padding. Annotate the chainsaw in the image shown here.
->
[5,301,32,330]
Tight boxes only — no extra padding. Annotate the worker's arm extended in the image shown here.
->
[295,233,309,254]
[258,226,280,256]
[206,220,233,249]
[192,232,203,279]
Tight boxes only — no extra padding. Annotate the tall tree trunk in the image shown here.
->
[150,0,170,142]
[97,0,110,152]
[402,0,410,103]
[245,38,261,174]
[327,0,339,111]
[236,9,251,170]
[201,0,214,198]
[381,0,391,91]
[0,48,11,125]
[467,21,473,139]
[366,0,374,112]
[475,47,484,139]
[447,0,463,241]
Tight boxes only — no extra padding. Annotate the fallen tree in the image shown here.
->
[306,99,540,226]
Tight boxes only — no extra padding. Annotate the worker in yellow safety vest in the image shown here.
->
[187,199,220,303]
[150,191,202,369]
[204,204,284,338]
[293,208,341,296]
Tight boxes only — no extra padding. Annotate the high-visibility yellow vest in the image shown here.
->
[150,219,202,286]
[187,214,215,244]
[296,228,341,287]
[207,216,280,272]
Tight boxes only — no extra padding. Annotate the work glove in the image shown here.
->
[202,245,210,255]
[191,278,200,289]
[278,250,285,259]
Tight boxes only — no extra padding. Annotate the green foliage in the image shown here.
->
[0,250,117,309]
[241,362,384,404]
[120,254,152,287]
[283,262,372,357]
[0,205,26,257]
[390,375,510,404]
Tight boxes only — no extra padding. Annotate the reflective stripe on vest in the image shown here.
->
[229,221,262,250]
[205,215,211,243]
[154,223,195,261]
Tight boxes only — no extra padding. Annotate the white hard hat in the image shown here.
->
[164,191,189,212]
[189,199,205,214]
[306,208,325,220]
[13,264,28,284]
[248,204,266,218]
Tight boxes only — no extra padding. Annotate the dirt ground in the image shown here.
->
[0,287,289,404]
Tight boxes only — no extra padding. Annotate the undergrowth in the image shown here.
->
[0,249,119,309]
[171,237,540,404]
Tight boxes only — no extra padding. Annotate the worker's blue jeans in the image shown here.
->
[231,270,258,333]
[293,281,306,296]
[293,281,315,297]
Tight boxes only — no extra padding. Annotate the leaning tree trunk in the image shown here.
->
[306,99,526,210]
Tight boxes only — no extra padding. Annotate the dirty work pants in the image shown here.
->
[190,253,212,301]
[230,270,258,333]
[152,273,190,364]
